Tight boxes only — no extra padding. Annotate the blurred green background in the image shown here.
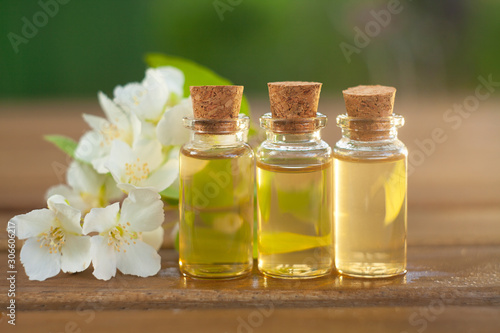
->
[1,0,499,99]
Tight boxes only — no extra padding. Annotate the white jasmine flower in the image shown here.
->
[82,189,164,280]
[75,92,140,173]
[46,161,123,214]
[156,97,193,146]
[113,66,184,124]
[152,66,184,98]
[141,227,164,251]
[10,195,91,281]
[105,139,178,193]
[160,146,182,196]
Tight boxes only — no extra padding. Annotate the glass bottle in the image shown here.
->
[256,81,333,279]
[179,85,254,279]
[334,85,407,278]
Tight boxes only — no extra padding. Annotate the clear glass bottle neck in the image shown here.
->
[336,114,404,143]
[259,112,327,144]
[265,130,322,144]
[340,127,399,142]
[190,131,246,147]
[183,114,250,147]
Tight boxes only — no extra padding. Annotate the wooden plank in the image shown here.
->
[2,307,500,333]
[408,206,500,246]
[1,245,499,311]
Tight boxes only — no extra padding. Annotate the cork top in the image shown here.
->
[268,81,322,132]
[190,85,243,132]
[342,85,396,118]
[341,85,398,141]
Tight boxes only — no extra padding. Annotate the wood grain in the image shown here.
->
[2,307,500,333]
[1,245,499,311]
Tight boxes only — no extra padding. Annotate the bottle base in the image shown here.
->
[258,264,331,279]
[337,262,406,278]
[179,262,252,280]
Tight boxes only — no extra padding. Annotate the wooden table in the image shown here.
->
[1,97,499,332]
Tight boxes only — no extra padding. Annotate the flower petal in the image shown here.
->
[46,184,89,213]
[141,226,164,251]
[82,203,120,235]
[130,113,142,146]
[142,159,179,192]
[20,237,61,281]
[47,194,68,208]
[67,160,105,197]
[134,139,163,171]
[61,235,91,273]
[90,235,117,280]
[116,240,161,277]
[98,91,131,130]
[116,183,142,194]
[156,98,193,146]
[168,146,180,160]
[141,71,169,120]
[83,114,109,133]
[91,156,111,175]
[119,189,164,232]
[74,131,107,172]
[113,82,143,112]
[150,66,184,98]
[136,120,157,141]
[55,206,82,235]
[115,80,167,122]
[105,140,135,185]
[48,196,83,235]
[104,175,123,202]
[11,209,54,239]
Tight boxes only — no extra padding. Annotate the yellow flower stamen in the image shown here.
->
[100,123,121,146]
[124,157,150,184]
[37,226,66,254]
[107,222,139,252]
[132,90,146,106]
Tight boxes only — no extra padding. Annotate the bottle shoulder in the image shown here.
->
[257,138,331,152]
[333,138,407,161]
[256,139,331,165]
[181,142,254,160]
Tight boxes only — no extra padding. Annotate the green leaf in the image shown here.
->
[145,53,249,114]
[145,53,256,136]
[162,197,179,206]
[44,135,78,159]
[160,183,180,200]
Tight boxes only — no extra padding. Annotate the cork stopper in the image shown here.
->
[268,81,322,132]
[342,85,397,140]
[190,85,244,133]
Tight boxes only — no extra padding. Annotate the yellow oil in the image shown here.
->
[257,161,333,278]
[179,147,254,279]
[334,154,407,278]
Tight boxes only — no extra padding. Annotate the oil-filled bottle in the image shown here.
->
[179,85,254,279]
[334,85,407,278]
[256,81,333,279]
